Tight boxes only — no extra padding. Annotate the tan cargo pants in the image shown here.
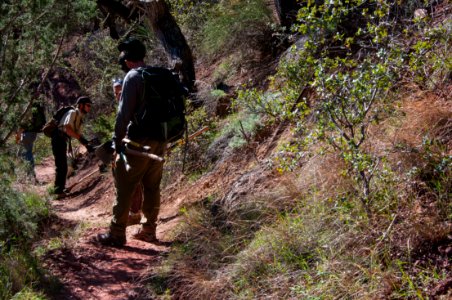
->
[110,139,166,238]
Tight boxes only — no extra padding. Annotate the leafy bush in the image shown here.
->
[200,0,272,57]
[409,137,452,220]
[408,19,452,94]
[233,0,417,214]
[219,111,263,150]
[0,181,49,244]
[0,248,45,300]
[90,111,116,143]
[168,0,213,42]
[0,0,97,146]
[0,154,50,298]
[32,134,53,165]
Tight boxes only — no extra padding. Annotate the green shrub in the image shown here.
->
[410,137,452,220]
[218,111,263,150]
[0,188,49,243]
[408,19,452,93]
[0,154,50,298]
[33,134,53,165]
[90,111,116,143]
[235,88,300,121]
[0,248,45,299]
[200,0,272,57]
[168,0,213,38]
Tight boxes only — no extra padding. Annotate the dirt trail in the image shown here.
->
[32,139,253,300]
[34,156,178,300]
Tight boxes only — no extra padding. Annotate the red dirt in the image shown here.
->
[34,155,176,300]
[33,145,254,299]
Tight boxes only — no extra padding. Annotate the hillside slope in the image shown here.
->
[21,1,451,299]
[32,83,450,299]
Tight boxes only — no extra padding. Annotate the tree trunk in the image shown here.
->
[272,0,300,27]
[143,1,196,93]
[96,0,196,93]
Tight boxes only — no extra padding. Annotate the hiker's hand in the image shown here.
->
[79,136,89,146]
[114,142,126,154]
[85,143,95,153]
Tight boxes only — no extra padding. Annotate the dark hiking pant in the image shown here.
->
[19,131,37,176]
[110,139,166,238]
[51,133,68,194]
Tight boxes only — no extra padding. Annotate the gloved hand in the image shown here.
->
[85,143,95,153]
[79,136,89,146]
[113,141,126,154]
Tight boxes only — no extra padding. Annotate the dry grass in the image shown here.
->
[146,80,451,299]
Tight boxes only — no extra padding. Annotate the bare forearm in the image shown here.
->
[64,125,82,140]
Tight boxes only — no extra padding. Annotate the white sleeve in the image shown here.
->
[60,110,77,133]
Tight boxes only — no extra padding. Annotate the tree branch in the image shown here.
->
[0,26,66,145]
[96,0,197,94]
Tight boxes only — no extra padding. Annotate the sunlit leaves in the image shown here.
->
[0,0,97,142]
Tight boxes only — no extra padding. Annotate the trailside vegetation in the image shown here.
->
[0,1,95,297]
[0,0,450,298]
[0,0,96,145]
[145,0,451,299]
[0,155,50,299]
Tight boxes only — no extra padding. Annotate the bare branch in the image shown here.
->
[0,26,66,144]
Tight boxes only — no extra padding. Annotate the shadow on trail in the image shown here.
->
[88,240,165,256]
[53,176,109,213]
[38,214,80,240]
[70,175,103,197]
[43,240,162,300]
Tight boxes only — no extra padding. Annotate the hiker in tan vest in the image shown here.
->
[51,96,93,199]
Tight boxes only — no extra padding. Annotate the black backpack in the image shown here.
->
[21,103,46,132]
[42,106,75,137]
[128,67,188,143]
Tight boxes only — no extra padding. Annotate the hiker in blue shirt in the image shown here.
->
[112,78,143,226]
[98,39,166,246]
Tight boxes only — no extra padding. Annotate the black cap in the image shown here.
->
[117,38,146,61]
[76,96,92,105]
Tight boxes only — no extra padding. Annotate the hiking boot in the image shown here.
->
[127,213,142,226]
[55,190,69,200]
[53,188,70,199]
[96,232,126,247]
[132,229,158,243]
